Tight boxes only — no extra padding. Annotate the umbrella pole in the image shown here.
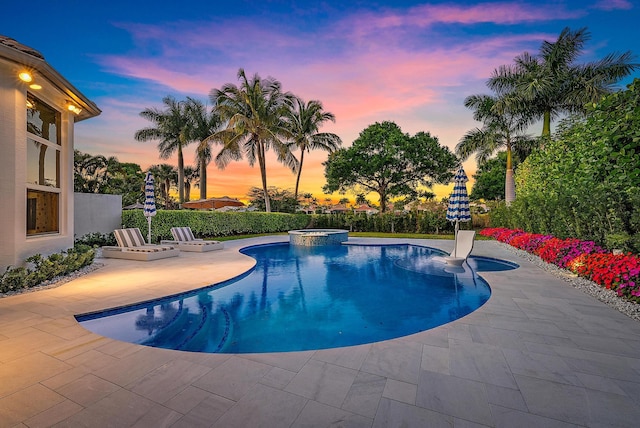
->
[147,217,152,244]
[453,221,459,257]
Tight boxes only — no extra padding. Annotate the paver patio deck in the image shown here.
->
[1,236,639,427]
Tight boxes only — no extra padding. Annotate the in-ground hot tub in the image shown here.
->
[289,229,349,246]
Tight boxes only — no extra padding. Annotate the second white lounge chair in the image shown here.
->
[444,230,476,266]
[161,227,224,252]
[102,228,180,261]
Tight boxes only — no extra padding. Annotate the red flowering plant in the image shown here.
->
[479,228,503,239]
[480,227,639,303]
[570,253,640,302]
[535,237,568,266]
[536,238,606,269]
[509,233,554,253]
[480,228,526,244]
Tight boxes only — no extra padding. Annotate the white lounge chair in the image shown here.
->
[444,230,476,266]
[160,227,224,252]
[102,228,180,261]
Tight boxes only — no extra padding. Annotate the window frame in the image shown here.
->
[25,93,63,237]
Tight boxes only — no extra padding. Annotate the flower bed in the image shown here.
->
[480,227,640,303]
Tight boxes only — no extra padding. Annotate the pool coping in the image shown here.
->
[1,236,640,427]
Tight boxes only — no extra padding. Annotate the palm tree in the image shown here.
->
[457,93,537,204]
[185,97,223,200]
[148,164,177,208]
[208,68,297,212]
[285,97,342,202]
[183,166,199,202]
[135,96,192,204]
[74,151,107,193]
[489,27,637,137]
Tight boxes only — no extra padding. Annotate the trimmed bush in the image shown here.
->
[121,210,311,243]
[0,244,95,294]
[308,210,452,234]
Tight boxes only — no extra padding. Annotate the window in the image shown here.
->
[27,94,59,144]
[27,138,60,187]
[26,190,59,235]
[26,94,61,236]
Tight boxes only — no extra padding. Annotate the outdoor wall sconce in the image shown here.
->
[67,101,82,115]
[18,71,33,82]
[19,71,41,90]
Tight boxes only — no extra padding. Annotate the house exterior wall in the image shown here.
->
[0,54,94,271]
[18,106,75,266]
[74,193,122,238]
[0,59,21,270]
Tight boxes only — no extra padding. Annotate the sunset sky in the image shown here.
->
[3,0,638,204]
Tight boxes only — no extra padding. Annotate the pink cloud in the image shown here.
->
[407,2,583,25]
[591,0,633,11]
[87,3,592,201]
[338,2,583,42]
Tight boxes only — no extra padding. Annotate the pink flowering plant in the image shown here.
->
[481,228,640,303]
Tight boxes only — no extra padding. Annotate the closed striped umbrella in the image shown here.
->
[446,166,471,256]
[143,172,157,243]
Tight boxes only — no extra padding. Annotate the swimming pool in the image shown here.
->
[76,243,517,353]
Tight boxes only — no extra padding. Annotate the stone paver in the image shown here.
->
[1,236,639,427]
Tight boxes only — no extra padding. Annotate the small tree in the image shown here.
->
[323,121,458,212]
[247,186,298,213]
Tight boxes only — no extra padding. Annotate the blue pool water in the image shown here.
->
[76,243,517,354]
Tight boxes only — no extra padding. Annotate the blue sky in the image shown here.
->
[3,0,638,202]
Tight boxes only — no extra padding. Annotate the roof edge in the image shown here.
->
[0,38,101,121]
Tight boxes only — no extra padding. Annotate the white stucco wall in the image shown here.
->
[0,60,20,271]
[74,193,122,238]
[1,58,76,270]
[1,38,101,272]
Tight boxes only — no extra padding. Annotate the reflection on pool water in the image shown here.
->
[76,243,517,354]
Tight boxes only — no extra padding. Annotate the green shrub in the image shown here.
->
[121,210,311,243]
[0,267,29,292]
[308,210,452,234]
[489,79,640,255]
[75,232,116,247]
[0,244,95,294]
[605,232,631,253]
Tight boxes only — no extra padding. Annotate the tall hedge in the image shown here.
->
[122,210,310,243]
[490,79,640,253]
[309,210,452,234]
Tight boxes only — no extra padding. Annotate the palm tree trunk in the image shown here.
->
[505,142,515,205]
[38,144,47,185]
[164,179,170,208]
[294,148,305,202]
[199,155,207,200]
[258,141,271,212]
[177,144,185,204]
[542,110,551,137]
